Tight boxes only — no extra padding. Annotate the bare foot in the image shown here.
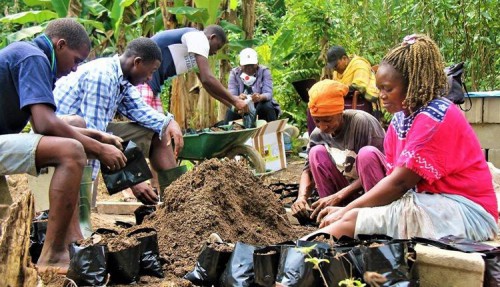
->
[36,263,69,275]
[37,247,71,275]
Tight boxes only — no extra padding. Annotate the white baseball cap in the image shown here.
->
[239,48,258,65]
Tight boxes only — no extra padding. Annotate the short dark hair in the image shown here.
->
[44,18,91,50]
[123,37,162,63]
[326,46,347,68]
[204,25,227,44]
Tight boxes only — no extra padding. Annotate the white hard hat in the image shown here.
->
[239,48,258,65]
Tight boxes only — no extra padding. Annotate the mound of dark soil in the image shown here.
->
[146,158,307,278]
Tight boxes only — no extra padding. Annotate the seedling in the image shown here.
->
[296,244,329,287]
[338,278,366,287]
[297,244,366,287]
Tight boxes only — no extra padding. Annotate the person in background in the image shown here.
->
[54,37,182,204]
[140,25,248,114]
[305,34,497,242]
[291,79,385,222]
[326,45,380,116]
[224,48,280,123]
[0,18,125,273]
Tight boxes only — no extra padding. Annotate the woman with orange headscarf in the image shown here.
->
[291,79,386,223]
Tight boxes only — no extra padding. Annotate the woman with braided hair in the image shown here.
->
[304,34,498,241]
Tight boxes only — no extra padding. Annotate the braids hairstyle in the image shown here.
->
[204,25,227,44]
[45,18,91,50]
[123,37,162,63]
[382,34,447,111]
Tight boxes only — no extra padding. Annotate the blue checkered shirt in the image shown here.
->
[54,55,173,178]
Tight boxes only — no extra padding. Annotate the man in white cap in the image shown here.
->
[224,48,281,123]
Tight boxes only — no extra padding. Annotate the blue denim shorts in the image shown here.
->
[0,133,43,176]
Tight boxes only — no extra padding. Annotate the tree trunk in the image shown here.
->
[217,0,238,121]
[242,0,256,39]
[159,0,177,30]
[0,193,38,287]
[67,0,82,17]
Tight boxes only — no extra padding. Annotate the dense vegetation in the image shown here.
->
[1,0,498,128]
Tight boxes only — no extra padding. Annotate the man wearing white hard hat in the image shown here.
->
[225,48,281,123]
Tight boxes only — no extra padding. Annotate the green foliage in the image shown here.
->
[0,10,57,24]
[50,0,70,17]
[253,0,499,132]
[296,244,330,287]
[167,6,209,25]
[0,0,497,134]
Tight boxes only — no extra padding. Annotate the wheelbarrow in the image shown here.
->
[178,125,266,173]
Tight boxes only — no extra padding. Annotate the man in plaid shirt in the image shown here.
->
[54,37,181,204]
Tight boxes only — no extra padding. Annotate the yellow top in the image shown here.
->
[333,55,379,102]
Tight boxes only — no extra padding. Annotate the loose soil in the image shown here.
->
[143,158,312,284]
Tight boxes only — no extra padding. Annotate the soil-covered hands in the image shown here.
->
[310,193,343,219]
[318,206,345,228]
[291,196,312,220]
[165,119,184,158]
[98,143,127,171]
[131,182,158,204]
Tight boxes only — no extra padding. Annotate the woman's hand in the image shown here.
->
[310,193,344,219]
[318,206,345,228]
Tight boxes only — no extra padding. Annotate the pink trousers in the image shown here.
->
[308,145,386,198]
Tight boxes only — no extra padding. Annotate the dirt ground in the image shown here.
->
[7,154,500,286]
[5,155,308,286]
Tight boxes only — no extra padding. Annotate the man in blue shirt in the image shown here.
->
[0,18,126,273]
[55,37,182,204]
[139,25,248,113]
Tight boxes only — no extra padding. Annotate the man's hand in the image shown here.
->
[291,196,312,220]
[310,193,343,219]
[99,132,123,149]
[251,93,263,103]
[318,206,345,228]
[130,182,158,204]
[164,119,184,158]
[238,94,247,100]
[98,144,127,171]
[234,98,249,114]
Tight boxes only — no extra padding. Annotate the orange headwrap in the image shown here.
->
[308,79,348,116]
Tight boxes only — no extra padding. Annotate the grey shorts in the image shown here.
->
[106,122,155,157]
[0,133,43,176]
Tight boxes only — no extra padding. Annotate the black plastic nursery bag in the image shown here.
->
[362,242,416,286]
[321,252,352,287]
[134,205,157,225]
[29,211,49,264]
[220,241,258,287]
[184,242,234,286]
[128,227,164,278]
[107,242,141,284]
[101,141,152,194]
[276,245,320,287]
[253,246,281,287]
[66,243,108,286]
[484,250,500,287]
